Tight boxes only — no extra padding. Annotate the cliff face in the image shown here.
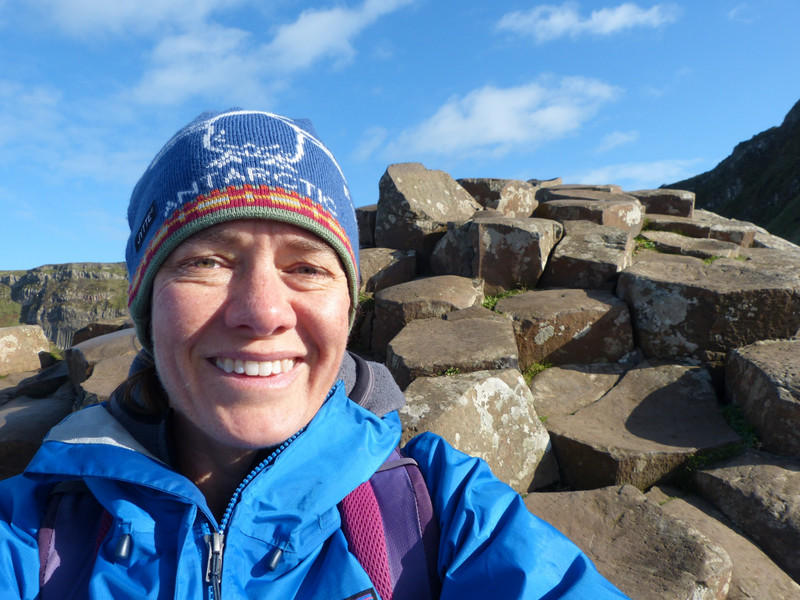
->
[0,263,129,348]
[667,98,800,244]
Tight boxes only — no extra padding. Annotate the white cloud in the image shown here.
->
[496,2,680,43]
[263,0,415,72]
[596,130,638,152]
[388,76,621,158]
[128,24,269,106]
[353,126,389,161]
[27,0,246,37]
[727,3,756,24]
[567,158,704,189]
[0,80,63,147]
[0,77,159,195]
[127,0,415,106]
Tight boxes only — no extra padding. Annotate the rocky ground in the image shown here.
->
[2,163,800,599]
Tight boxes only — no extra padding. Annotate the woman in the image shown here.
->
[0,110,628,598]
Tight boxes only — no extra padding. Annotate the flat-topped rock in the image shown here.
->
[494,289,633,368]
[645,212,756,247]
[401,368,558,492]
[528,362,628,419]
[726,339,800,456]
[628,188,695,217]
[616,251,800,360]
[72,327,141,363]
[374,162,481,267]
[443,304,507,322]
[430,216,562,295]
[539,220,634,290]
[370,275,483,356]
[456,178,538,218]
[639,230,742,260]
[525,485,733,600]
[0,325,49,376]
[534,188,644,235]
[647,485,800,599]
[752,229,800,253]
[545,361,741,490]
[359,247,416,293]
[386,317,518,389]
[71,318,132,347]
[695,449,800,582]
[693,210,759,246]
[72,328,141,404]
[538,184,624,198]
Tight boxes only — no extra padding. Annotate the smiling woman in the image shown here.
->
[0,109,628,599]
[152,220,352,515]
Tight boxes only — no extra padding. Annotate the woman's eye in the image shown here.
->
[192,257,218,269]
[295,265,320,276]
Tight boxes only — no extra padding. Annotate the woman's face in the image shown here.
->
[150,219,351,452]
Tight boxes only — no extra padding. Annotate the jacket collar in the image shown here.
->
[24,382,401,542]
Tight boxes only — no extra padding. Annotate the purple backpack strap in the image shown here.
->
[38,480,112,599]
[340,448,441,600]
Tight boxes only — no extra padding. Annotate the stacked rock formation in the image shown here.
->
[1,161,799,599]
[358,163,800,599]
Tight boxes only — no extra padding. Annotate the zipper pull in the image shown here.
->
[114,533,132,561]
[265,547,284,572]
[205,531,225,599]
[114,522,133,562]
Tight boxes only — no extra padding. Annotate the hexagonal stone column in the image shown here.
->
[431,217,563,295]
[495,288,633,368]
[616,251,800,360]
[401,368,557,492]
[386,316,518,389]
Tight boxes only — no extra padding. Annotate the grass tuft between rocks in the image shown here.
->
[523,361,551,385]
[673,403,761,493]
[721,402,762,450]
[482,287,528,311]
[633,235,657,254]
[436,367,461,376]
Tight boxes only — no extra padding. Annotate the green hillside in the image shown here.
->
[667,98,800,245]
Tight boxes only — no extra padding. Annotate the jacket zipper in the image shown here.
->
[204,530,224,599]
[203,428,304,600]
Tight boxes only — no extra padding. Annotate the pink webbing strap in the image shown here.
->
[340,480,394,600]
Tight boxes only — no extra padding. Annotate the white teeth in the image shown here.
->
[258,361,273,376]
[244,361,260,376]
[215,357,294,377]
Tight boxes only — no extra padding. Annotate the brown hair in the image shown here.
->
[118,352,170,415]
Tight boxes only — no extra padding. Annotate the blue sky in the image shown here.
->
[1,0,798,270]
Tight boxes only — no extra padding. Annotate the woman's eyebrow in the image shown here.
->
[284,236,339,257]
[182,228,243,248]
[182,228,338,259]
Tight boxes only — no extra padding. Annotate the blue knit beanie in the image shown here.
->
[125,109,360,350]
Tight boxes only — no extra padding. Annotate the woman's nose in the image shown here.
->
[223,267,296,336]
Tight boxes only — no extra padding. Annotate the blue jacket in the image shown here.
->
[0,380,627,599]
